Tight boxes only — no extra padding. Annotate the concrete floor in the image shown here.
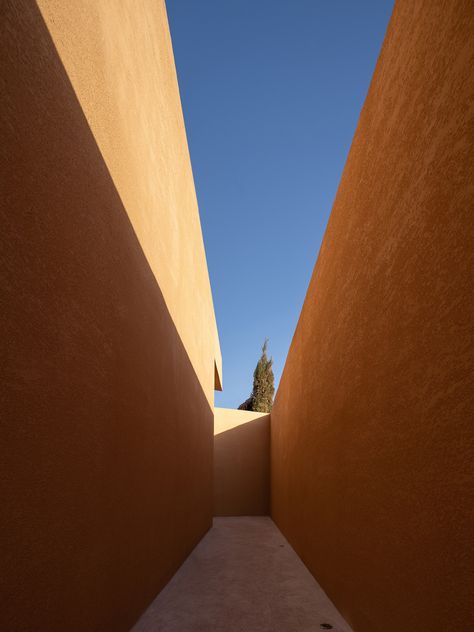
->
[132,517,352,632]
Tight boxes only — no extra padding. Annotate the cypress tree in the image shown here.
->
[238,340,275,413]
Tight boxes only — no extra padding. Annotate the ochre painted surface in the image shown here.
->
[1,3,215,630]
[214,409,270,516]
[35,0,222,399]
[271,2,474,631]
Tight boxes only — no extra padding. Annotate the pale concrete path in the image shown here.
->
[132,517,352,632]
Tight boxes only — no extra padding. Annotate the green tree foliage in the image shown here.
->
[238,340,275,413]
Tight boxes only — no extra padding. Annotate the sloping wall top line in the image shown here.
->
[36,0,222,403]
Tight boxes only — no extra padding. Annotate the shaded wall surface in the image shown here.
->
[1,2,216,630]
[214,409,270,516]
[36,0,222,399]
[271,2,474,631]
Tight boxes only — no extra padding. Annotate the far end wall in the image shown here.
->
[271,2,474,631]
[214,408,270,516]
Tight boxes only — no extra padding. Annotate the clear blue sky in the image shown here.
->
[166,0,394,408]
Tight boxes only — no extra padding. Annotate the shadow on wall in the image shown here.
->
[214,409,270,516]
[1,3,213,631]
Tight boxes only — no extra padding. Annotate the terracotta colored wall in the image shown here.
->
[214,409,270,516]
[271,2,474,631]
[1,2,217,630]
[35,0,222,400]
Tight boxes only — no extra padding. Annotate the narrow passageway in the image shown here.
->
[132,517,352,632]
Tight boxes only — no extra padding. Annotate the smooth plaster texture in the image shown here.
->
[214,408,270,516]
[35,0,222,400]
[271,2,474,631]
[1,2,216,630]
[132,517,353,632]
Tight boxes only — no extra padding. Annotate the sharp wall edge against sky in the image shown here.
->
[167,0,395,408]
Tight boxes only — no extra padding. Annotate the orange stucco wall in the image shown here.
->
[214,409,270,516]
[35,0,222,400]
[1,2,217,630]
[271,2,474,631]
